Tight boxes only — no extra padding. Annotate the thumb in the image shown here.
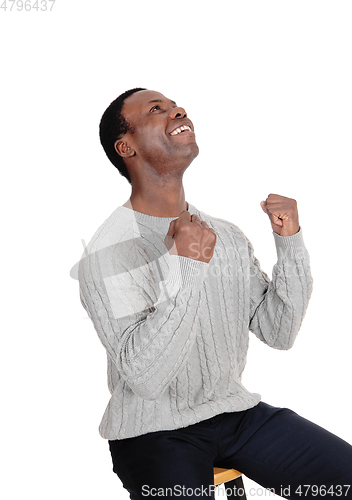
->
[164,219,178,255]
[166,219,178,237]
[260,201,268,214]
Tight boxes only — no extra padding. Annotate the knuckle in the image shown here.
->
[178,223,190,234]
[207,230,217,242]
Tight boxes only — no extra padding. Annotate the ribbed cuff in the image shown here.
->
[167,254,208,288]
[273,227,308,260]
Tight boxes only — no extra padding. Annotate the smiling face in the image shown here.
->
[115,90,199,182]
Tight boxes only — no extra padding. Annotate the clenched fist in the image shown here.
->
[164,211,217,263]
[260,193,300,236]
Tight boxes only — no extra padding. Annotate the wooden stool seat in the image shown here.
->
[213,467,246,499]
[213,467,242,485]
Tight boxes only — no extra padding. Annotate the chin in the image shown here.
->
[189,142,200,160]
[183,145,199,171]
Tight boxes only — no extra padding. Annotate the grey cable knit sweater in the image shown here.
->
[78,202,313,440]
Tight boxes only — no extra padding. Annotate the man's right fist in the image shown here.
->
[164,211,217,264]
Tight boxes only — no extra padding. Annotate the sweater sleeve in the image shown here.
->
[248,228,313,350]
[79,246,208,400]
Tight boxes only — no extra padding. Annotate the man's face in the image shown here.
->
[117,90,199,176]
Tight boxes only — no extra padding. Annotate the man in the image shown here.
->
[78,88,352,499]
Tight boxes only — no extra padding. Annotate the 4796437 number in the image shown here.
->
[294,484,351,497]
[0,0,56,11]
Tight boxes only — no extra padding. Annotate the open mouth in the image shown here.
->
[170,125,193,136]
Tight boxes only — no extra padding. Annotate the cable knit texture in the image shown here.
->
[78,202,313,440]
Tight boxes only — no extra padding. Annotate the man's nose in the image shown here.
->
[169,106,187,119]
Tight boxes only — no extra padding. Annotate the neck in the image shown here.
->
[123,178,187,217]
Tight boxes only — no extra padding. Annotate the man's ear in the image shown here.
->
[114,139,135,158]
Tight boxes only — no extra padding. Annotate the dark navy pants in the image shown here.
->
[108,402,352,499]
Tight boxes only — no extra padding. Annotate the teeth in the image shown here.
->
[170,125,192,136]
[171,128,181,136]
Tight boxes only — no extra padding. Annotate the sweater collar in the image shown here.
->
[117,202,200,230]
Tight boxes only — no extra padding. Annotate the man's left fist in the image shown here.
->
[260,193,300,237]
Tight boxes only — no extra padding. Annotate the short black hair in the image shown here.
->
[99,88,147,184]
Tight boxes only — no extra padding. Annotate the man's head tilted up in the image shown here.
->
[99,88,199,217]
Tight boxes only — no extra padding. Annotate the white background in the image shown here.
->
[1,1,351,498]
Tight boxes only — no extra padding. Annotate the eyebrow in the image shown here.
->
[147,98,177,106]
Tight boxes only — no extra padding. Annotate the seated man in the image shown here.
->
[78,88,352,499]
